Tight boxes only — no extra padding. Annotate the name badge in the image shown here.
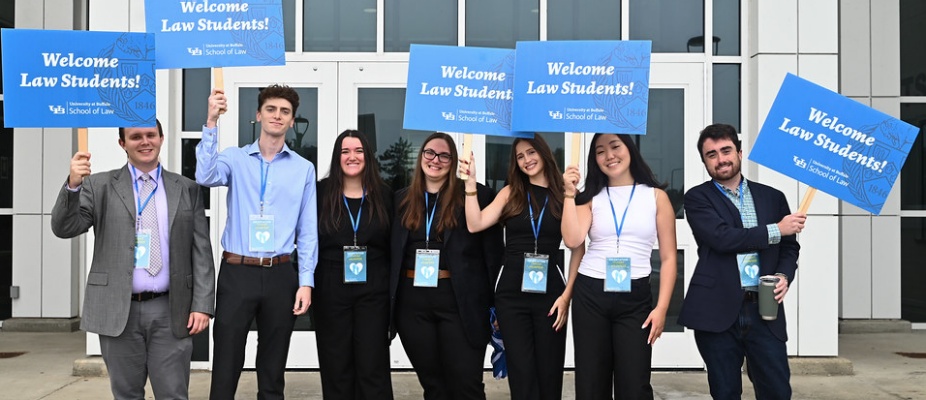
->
[134,230,152,269]
[249,215,275,252]
[605,257,631,292]
[521,253,549,293]
[343,246,367,284]
[414,249,441,287]
[737,252,760,287]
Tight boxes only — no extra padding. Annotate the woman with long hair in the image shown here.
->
[314,129,394,399]
[458,135,573,400]
[560,133,677,399]
[389,132,504,400]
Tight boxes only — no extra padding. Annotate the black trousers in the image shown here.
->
[494,290,567,400]
[572,273,654,400]
[210,260,298,400]
[313,263,393,400]
[395,276,486,400]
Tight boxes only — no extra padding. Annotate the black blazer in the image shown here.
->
[678,179,799,341]
[388,183,504,348]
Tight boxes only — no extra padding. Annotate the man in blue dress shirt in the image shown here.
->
[197,85,318,400]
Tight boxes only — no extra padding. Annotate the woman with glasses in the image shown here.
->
[314,130,394,399]
[389,132,504,400]
[457,135,572,400]
[560,133,677,399]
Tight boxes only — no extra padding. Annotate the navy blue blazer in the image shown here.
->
[678,179,799,341]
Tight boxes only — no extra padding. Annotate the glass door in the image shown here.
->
[215,63,337,368]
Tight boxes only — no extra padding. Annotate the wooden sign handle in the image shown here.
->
[570,132,582,167]
[78,128,88,153]
[459,133,473,181]
[214,67,226,115]
[798,187,816,214]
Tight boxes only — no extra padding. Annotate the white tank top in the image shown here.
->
[579,184,657,280]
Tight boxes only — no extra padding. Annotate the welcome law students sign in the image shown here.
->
[0,29,157,127]
[749,73,920,215]
[145,0,285,69]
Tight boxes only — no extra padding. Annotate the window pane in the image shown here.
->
[183,69,211,132]
[0,105,11,208]
[713,0,740,56]
[0,215,10,320]
[637,88,685,217]
[357,88,432,192]
[900,0,926,96]
[182,139,210,207]
[465,0,538,48]
[901,218,926,322]
[284,0,296,52]
[238,87,319,166]
[713,64,741,132]
[0,0,13,93]
[304,0,376,52]
[484,133,565,193]
[651,249,683,332]
[547,0,620,40]
[385,0,457,52]
[900,104,926,210]
[630,0,704,53]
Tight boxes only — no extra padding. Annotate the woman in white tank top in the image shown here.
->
[560,133,678,399]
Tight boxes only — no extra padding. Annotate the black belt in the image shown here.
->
[743,291,758,302]
[131,291,168,302]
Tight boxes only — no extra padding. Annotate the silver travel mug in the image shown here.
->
[758,275,781,321]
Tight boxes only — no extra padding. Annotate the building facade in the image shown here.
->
[3,0,923,369]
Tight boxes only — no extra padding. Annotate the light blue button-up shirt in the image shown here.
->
[196,126,318,287]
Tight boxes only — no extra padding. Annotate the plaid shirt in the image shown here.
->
[715,177,782,290]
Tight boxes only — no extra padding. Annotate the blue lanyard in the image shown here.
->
[606,183,636,253]
[424,192,439,249]
[713,178,746,211]
[259,158,270,216]
[526,191,548,254]
[343,189,365,246]
[131,164,161,230]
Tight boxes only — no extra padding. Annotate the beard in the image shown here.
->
[709,161,741,182]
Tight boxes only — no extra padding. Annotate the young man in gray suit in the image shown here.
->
[51,121,216,400]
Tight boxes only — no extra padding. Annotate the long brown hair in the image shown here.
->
[399,132,462,233]
[500,135,565,221]
[319,129,389,233]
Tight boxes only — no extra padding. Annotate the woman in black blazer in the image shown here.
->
[314,130,394,399]
[389,132,504,400]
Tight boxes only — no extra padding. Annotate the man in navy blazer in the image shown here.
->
[680,123,806,400]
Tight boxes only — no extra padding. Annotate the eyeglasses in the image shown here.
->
[422,148,452,163]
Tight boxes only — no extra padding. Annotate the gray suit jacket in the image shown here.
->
[51,165,215,339]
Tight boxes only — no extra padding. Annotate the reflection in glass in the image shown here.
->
[385,0,457,52]
[466,0,538,48]
[183,69,211,132]
[0,105,11,208]
[630,0,704,53]
[547,0,620,40]
[238,87,319,167]
[0,215,10,320]
[900,104,926,210]
[181,139,210,207]
[901,218,926,322]
[635,89,685,218]
[650,249,684,332]
[485,133,565,193]
[713,0,740,56]
[900,0,926,96]
[357,88,432,192]
[304,0,376,52]
[713,64,741,133]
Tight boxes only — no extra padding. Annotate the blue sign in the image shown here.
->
[145,0,284,69]
[404,44,532,138]
[749,73,920,215]
[512,41,651,134]
[1,29,156,128]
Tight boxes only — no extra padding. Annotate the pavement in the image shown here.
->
[1,329,925,399]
